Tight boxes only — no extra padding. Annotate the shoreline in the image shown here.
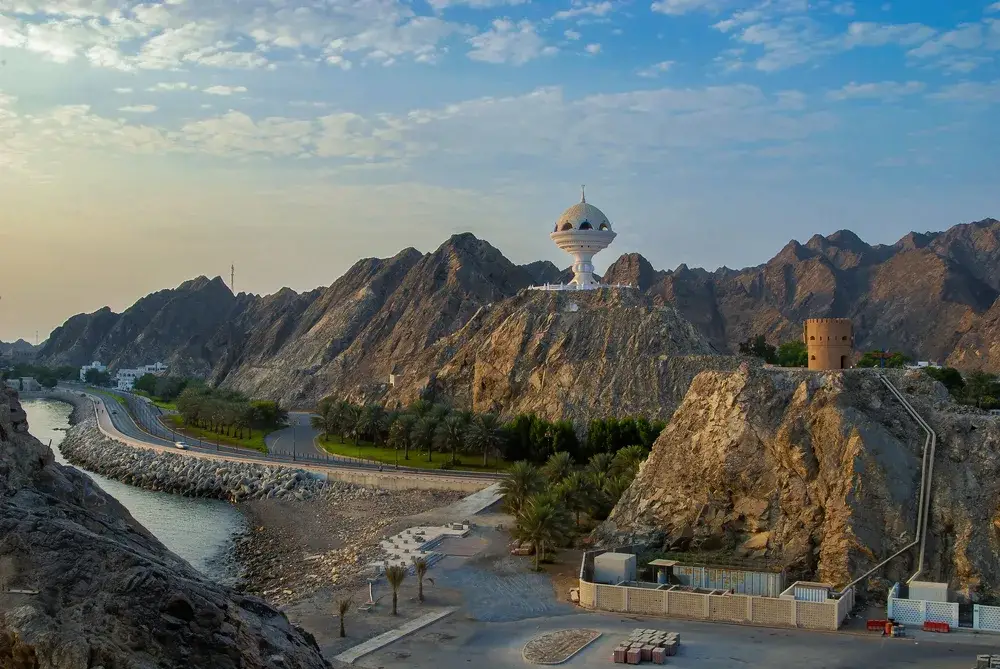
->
[24,393,469,608]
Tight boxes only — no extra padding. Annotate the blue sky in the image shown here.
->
[0,0,998,341]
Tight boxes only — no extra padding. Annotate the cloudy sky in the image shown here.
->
[0,0,998,343]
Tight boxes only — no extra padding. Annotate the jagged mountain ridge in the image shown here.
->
[35,218,1000,412]
[600,218,1000,366]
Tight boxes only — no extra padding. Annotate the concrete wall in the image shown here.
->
[803,318,854,370]
[576,580,852,632]
[671,564,786,598]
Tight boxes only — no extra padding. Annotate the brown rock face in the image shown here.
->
[599,367,1000,596]
[381,288,725,422]
[0,387,330,669]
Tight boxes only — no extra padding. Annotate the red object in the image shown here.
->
[613,648,627,664]
[867,619,888,631]
[651,647,667,665]
[626,648,641,665]
[884,621,894,636]
[922,621,950,633]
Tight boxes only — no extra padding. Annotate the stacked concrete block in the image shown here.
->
[651,647,667,665]
[640,645,655,662]
[626,648,641,665]
[991,655,1000,668]
[613,646,628,663]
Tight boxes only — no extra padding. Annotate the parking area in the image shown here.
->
[358,610,996,669]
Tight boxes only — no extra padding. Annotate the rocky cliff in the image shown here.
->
[0,387,330,669]
[380,288,725,422]
[598,366,1000,597]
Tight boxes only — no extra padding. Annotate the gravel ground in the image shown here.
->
[232,486,466,607]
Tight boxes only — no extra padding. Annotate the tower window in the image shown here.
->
[811,355,816,360]
[810,336,815,340]
[580,221,593,230]
[842,336,847,341]
[560,221,573,231]
[599,222,609,231]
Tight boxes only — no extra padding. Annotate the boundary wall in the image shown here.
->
[886,583,960,629]
[578,551,853,632]
[973,604,1000,632]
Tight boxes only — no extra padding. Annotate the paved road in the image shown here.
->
[50,386,500,489]
[265,411,320,458]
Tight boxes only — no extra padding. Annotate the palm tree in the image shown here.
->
[388,415,417,463]
[354,405,381,444]
[336,597,353,637]
[612,444,649,479]
[586,452,614,477]
[338,402,361,444]
[556,470,591,526]
[514,492,573,570]
[435,414,467,465]
[413,557,433,603]
[541,451,574,484]
[604,473,634,503]
[310,398,338,440]
[466,413,505,466]
[409,398,432,419]
[412,416,437,463]
[499,461,544,515]
[374,408,394,446]
[385,565,407,615]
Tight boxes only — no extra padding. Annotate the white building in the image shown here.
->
[113,362,168,391]
[532,187,633,292]
[906,361,942,370]
[80,361,107,382]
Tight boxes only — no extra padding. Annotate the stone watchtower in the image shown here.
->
[803,318,854,370]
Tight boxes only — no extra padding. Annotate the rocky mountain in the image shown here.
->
[381,288,726,423]
[0,387,330,668]
[598,366,1000,596]
[35,218,1000,415]
[604,218,1000,365]
[0,339,36,355]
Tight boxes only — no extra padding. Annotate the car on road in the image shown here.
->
[174,441,188,450]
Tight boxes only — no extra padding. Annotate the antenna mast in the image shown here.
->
[230,264,235,293]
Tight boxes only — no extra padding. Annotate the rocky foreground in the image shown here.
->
[598,366,1000,599]
[0,387,331,668]
[60,419,334,503]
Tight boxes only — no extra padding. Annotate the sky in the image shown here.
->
[0,0,998,343]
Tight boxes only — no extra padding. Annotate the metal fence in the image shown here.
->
[672,565,786,598]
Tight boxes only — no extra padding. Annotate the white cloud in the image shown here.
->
[113,87,133,94]
[636,60,674,77]
[553,2,615,20]
[585,42,602,54]
[842,22,936,48]
[118,104,158,113]
[148,82,197,92]
[826,80,925,101]
[564,29,582,40]
[831,2,855,16]
[426,0,527,8]
[467,19,557,65]
[0,83,836,175]
[0,0,468,72]
[651,0,726,15]
[987,2,1000,13]
[906,22,987,58]
[929,80,1000,103]
[203,85,248,96]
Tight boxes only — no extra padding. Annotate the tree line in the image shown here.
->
[925,367,1000,410]
[175,386,288,439]
[133,374,191,401]
[311,398,667,468]
[501,447,648,569]
[1,364,78,388]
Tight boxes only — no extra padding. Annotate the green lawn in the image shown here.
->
[163,414,270,454]
[317,436,511,472]
[133,390,178,411]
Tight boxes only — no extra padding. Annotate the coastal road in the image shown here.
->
[50,387,500,491]
[265,412,319,459]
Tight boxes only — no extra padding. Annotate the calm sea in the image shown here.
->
[22,399,246,583]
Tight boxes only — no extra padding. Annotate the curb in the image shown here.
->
[333,606,458,664]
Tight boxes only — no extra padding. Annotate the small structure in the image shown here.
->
[536,187,619,291]
[780,581,832,603]
[803,318,854,370]
[80,361,107,381]
[907,581,949,603]
[594,552,637,585]
[113,362,168,390]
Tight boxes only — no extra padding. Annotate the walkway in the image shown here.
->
[333,607,458,665]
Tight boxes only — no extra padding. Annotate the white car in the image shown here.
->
[174,442,188,450]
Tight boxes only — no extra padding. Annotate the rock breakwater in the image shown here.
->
[60,419,348,503]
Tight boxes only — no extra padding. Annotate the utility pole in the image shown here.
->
[230,264,235,294]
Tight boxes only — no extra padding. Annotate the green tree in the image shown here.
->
[541,451,574,484]
[133,373,158,394]
[556,470,591,526]
[336,597,353,638]
[586,452,614,478]
[388,414,417,462]
[776,340,809,367]
[311,398,339,440]
[856,350,911,368]
[84,368,111,387]
[513,492,573,570]
[466,413,505,467]
[612,444,649,479]
[411,416,437,463]
[385,565,407,615]
[434,414,468,465]
[924,366,965,397]
[966,371,999,408]
[413,557,432,603]
[499,461,545,515]
[738,334,777,364]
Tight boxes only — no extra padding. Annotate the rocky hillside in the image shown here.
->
[35,218,1000,413]
[0,387,331,668]
[602,218,1000,365]
[380,288,726,423]
[598,366,1000,596]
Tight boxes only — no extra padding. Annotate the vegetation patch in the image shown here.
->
[522,629,601,665]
